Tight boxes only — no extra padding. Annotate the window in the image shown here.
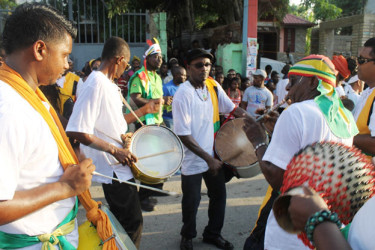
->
[284,28,295,52]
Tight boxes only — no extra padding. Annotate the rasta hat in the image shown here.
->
[288,54,337,87]
[332,55,351,80]
[144,37,161,58]
[274,141,375,249]
[289,55,358,139]
[186,48,213,64]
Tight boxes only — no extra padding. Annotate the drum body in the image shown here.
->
[215,118,261,178]
[130,125,184,184]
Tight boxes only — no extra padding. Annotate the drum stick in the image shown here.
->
[255,100,286,122]
[120,94,145,126]
[138,148,176,160]
[92,171,178,196]
[110,148,176,165]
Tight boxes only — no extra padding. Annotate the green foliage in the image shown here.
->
[298,0,342,21]
[0,0,16,9]
[331,0,367,16]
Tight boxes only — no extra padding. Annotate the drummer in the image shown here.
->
[0,3,95,249]
[172,48,251,250]
[66,37,160,248]
[242,55,358,250]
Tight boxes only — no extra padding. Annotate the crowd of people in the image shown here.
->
[1,2,375,250]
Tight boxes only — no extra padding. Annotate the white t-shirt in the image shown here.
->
[172,80,235,175]
[347,196,375,249]
[66,71,132,184]
[263,100,353,250]
[335,85,346,97]
[275,78,289,108]
[242,86,273,117]
[352,87,375,136]
[0,81,77,249]
[344,84,361,108]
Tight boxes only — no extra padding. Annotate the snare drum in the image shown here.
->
[214,118,261,178]
[130,125,184,184]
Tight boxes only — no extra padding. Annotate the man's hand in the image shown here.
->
[206,157,223,176]
[121,132,133,150]
[262,110,279,134]
[288,187,328,231]
[143,98,162,114]
[243,117,268,147]
[59,158,95,196]
[163,96,173,106]
[112,147,137,166]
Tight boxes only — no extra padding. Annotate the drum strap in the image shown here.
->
[0,198,78,249]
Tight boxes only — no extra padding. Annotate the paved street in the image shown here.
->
[78,174,268,250]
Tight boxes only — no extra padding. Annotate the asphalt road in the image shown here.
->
[78,174,268,250]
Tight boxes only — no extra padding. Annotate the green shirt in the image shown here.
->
[129,66,163,124]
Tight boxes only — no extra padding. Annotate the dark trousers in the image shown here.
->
[102,177,143,248]
[180,168,227,239]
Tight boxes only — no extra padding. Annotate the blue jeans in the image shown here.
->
[180,168,227,239]
[163,118,174,131]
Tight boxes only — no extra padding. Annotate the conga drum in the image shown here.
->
[214,118,261,178]
[130,125,184,184]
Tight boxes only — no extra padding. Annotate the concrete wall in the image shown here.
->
[71,43,147,71]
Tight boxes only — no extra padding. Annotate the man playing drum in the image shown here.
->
[172,48,251,250]
[243,55,358,250]
[128,39,171,212]
[0,3,95,249]
[66,37,160,248]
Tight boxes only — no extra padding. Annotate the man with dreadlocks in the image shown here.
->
[243,55,358,250]
[128,38,173,211]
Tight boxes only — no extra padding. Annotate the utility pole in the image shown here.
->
[242,0,258,78]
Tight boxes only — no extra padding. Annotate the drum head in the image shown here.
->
[215,118,257,167]
[130,125,184,178]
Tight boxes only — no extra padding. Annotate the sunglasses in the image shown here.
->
[357,56,375,65]
[191,62,212,69]
[125,62,131,71]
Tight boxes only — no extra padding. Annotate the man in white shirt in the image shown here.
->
[0,3,95,249]
[66,37,159,248]
[243,55,358,250]
[353,38,375,160]
[344,75,363,108]
[241,69,273,118]
[173,48,250,250]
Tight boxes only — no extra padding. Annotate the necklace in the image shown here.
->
[195,85,208,101]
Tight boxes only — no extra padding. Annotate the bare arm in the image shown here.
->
[240,101,247,110]
[130,93,151,107]
[0,158,95,225]
[67,131,137,166]
[353,134,375,155]
[243,116,284,191]
[288,187,352,250]
[179,135,222,175]
[123,99,161,124]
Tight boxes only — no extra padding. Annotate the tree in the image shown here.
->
[0,0,16,9]
[331,0,367,16]
[298,0,342,21]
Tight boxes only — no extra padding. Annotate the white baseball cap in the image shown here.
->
[347,75,359,84]
[253,69,267,79]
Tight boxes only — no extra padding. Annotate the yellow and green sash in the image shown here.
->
[206,77,220,133]
[0,64,117,250]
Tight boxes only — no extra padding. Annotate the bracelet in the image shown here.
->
[305,210,342,245]
[254,142,267,152]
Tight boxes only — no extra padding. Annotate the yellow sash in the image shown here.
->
[206,77,220,133]
[0,64,117,250]
[58,72,80,115]
[356,88,375,135]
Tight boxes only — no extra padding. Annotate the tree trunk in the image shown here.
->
[179,0,194,32]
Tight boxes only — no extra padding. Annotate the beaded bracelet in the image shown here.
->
[305,210,342,245]
[254,142,267,152]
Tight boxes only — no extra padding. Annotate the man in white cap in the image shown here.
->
[240,69,273,118]
[344,75,363,109]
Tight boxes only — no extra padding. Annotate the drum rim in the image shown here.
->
[130,124,184,178]
[214,118,257,168]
